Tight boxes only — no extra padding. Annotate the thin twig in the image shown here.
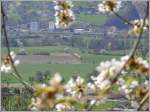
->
[11,73,33,91]
[112,11,133,26]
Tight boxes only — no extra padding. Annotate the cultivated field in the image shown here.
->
[16,53,81,64]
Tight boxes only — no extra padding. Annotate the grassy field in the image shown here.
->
[1,63,96,83]
[1,46,122,83]
[73,1,107,25]
[81,53,120,64]
[77,13,106,25]
[3,43,148,84]
[1,46,69,55]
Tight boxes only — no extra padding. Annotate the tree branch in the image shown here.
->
[1,3,33,91]
[87,2,149,110]
[111,1,149,84]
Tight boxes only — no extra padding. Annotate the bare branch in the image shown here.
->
[1,3,33,91]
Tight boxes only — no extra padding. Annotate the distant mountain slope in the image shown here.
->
[104,2,140,29]
[132,1,148,18]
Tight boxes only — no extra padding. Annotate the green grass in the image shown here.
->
[93,101,119,110]
[76,13,106,25]
[2,95,31,111]
[4,46,146,84]
[73,1,88,7]
[1,63,96,83]
[1,53,120,83]
[1,46,86,55]
[108,50,130,54]
[75,6,106,24]
[2,95,118,111]
[1,46,122,83]
[1,46,67,55]
[81,53,120,64]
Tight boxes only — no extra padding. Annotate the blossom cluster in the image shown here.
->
[1,51,20,73]
[98,0,121,13]
[29,73,77,111]
[91,55,129,91]
[65,76,86,98]
[117,77,139,97]
[54,0,75,28]
[55,102,74,111]
[126,56,149,75]
[129,19,149,36]
[117,77,148,109]
[29,73,64,111]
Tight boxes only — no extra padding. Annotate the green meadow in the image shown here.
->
[1,46,121,83]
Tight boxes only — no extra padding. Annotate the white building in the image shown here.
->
[74,29,85,33]
[48,21,55,30]
[30,22,39,32]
